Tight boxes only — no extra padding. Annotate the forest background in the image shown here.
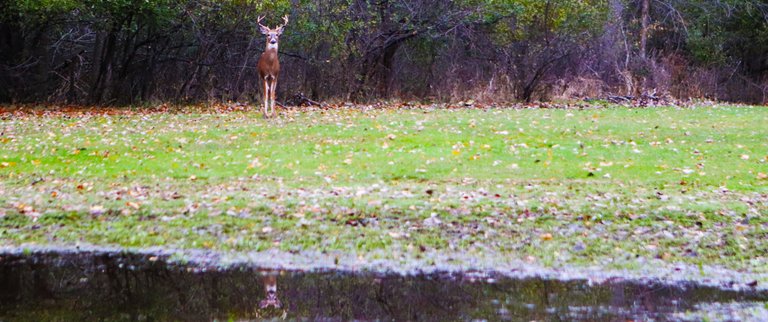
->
[1,0,767,105]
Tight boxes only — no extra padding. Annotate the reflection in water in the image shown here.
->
[259,271,281,309]
[0,251,766,321]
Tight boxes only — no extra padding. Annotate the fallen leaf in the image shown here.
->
[90,205,105,215]
[423,213,442,227]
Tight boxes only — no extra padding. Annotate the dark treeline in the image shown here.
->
[1,0,767,105]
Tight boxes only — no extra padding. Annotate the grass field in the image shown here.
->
[1,105,767,274]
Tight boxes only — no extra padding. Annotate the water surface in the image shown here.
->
[0,251,765,321]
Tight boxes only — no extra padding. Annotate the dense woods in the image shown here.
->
[1,0,766,105]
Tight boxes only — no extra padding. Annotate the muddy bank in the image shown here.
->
[1,249,767,321]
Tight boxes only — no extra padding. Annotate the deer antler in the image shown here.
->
[269,15,289,34]
[257,15,268,30]
[275,15,288,29]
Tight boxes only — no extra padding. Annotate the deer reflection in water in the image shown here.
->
[258,270,281,309]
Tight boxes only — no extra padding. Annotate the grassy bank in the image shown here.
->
[1,105,767,273]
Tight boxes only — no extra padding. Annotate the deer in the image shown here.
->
[257,15,289,118]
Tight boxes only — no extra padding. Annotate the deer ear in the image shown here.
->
[260,26,270,35]
[276,26,285,36]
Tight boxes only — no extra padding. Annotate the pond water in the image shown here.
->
[0,251,765,321]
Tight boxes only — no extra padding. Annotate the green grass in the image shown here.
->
[1,105,767,273]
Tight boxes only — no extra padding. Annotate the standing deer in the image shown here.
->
[257,15,288,118]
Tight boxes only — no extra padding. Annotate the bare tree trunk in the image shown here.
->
[90,23,119,104]
[640,0,649,59]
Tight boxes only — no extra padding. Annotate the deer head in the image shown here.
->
[258,15,289,50]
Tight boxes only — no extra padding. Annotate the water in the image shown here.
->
[0,251,765,321]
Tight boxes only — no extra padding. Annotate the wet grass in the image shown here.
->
[1,105,767,275]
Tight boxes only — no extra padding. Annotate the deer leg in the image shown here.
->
[270,78,278,117]
[270,78,277,118]
[267,78,273,118]
[263,79,269,118]
[266,80,271,118]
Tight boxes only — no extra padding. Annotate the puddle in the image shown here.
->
[0,251,766,321]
